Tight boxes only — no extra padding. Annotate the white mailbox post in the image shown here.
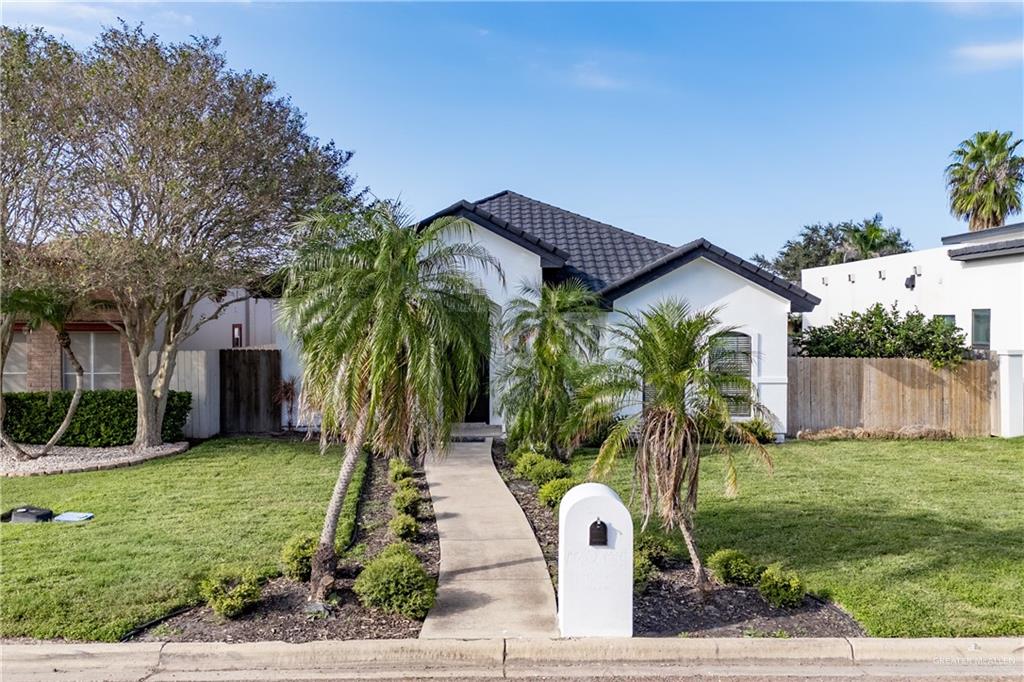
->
[558,482,633,637]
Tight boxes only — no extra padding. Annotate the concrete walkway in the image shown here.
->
[419,437,558,639]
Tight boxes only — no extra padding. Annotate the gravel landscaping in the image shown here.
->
[1,442,189,477]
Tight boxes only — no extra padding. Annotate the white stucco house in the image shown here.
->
[418,190,821,437]
[800,220,1024,437]
[137,190,820,438]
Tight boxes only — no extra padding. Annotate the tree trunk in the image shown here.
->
[0,316,28,459]
[28,331,85,457]
[678,514,710,591]
[130,344,177,450]
[309,407,370,604]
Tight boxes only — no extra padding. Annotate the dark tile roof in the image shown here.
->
[422,190,820,311]
[474,191,674,290]
[948,237,1024,261]
[600,238,821,312]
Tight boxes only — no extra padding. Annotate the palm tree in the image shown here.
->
[841,215,910,262]
[278,200,499,604]
[0,288,86,459]
[498,280,602,460]
[564,300,771,589]
[946,130,1024,231]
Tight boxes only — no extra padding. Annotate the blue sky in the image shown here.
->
[4,2,1023,258]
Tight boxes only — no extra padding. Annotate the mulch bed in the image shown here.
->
[135,454,440,643]
[492,439,865,639]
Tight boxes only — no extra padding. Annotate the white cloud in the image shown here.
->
[570,60,627,91]
[953,40,1024,70]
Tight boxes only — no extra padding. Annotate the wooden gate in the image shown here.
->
[219,349,281,434]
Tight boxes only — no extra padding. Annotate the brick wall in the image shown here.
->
[21,322,134,392]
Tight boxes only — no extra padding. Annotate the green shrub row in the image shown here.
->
[2,389,191,446]
[632,533,683,594]
[707,549,806,608]
[353,542,436,619]
[537,477,581,508]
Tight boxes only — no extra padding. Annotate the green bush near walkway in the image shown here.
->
[570,437,1024,637]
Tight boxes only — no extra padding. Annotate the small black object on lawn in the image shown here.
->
[1,506,54,523]
[589,518,608,546]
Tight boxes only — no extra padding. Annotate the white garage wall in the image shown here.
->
[609,257,792,435]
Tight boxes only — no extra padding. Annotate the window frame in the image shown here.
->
[63,331,122,391]
[971,309,991,350]
[2,330,29,392]
[711,331,753,419]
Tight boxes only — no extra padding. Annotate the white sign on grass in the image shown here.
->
[557,482,633,637]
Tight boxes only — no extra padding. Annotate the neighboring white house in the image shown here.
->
[800,221,1024,437]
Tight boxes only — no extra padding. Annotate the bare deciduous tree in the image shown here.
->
[54,24,357,448]
[0,27,85,454]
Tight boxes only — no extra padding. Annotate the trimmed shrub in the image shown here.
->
[758,563,805,608]
[2,389,191,447]
[633,549,658,595]
[353,543,436,619]
[280,531,352,582]
[635,533,681,568]
[736,418,776,445]
[513,451,547,479]
[200,566,262,618]
[525,458,570,487]
[537,477,581,508]
[281,532,318,582]
[394,476,417,493]
[391,487,420,517]
[389,513,418,540]
[707,549,764,586]
[388,458,414,484]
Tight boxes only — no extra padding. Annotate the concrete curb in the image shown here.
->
[2,637,1022,681]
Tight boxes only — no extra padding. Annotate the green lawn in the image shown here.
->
[0,438,362,641]
[570,437,1024,637]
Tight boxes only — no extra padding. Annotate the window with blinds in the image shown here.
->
[711,332,752,417]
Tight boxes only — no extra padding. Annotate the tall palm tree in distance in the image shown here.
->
[498,280,602,460]
[946,130,1024,231]
[279,199,499,605]
[565,300,771,589]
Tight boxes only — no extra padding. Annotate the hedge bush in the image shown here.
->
[513,451,547,479]
[281,532,319,582]
[758,563,805,607]
[735,418,776,445]
[795,303,969,369]
[635,533,681,568]
[537,477,581,508]
[391,487,420,517]
[353,543,436,619]
[2,389,191,446]
[707,549,764,586]
[633,549,658,595]
[388,458,414,484]
[525,458,570,487]
[200,565,263,618]
[388,513,418,540]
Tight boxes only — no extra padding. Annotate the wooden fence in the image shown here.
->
[150,350,220,439]
[787,357,998,436]
[220,349,281,434]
